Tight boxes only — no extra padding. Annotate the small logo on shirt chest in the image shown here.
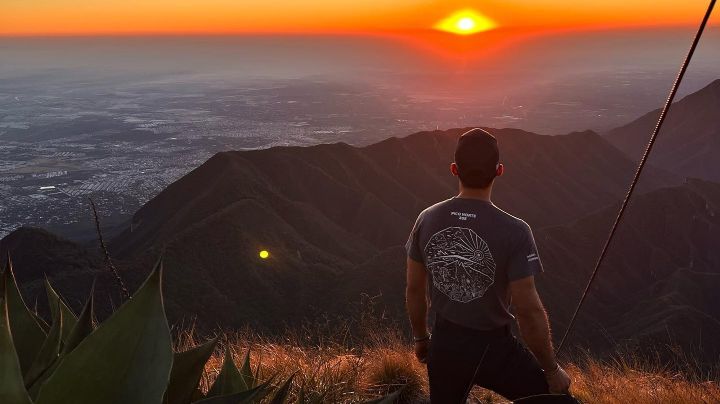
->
[450,211,477,221]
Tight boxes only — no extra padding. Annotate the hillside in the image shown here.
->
[92,127,675,332]
[5,124,713,352]
[537,179,720,363]
[0,227,134,319]
[606,79,720,182]
[113,128,672,258]
[4,79,720,363]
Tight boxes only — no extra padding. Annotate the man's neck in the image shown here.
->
[457,186,492,202]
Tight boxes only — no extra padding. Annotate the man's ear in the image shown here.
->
[450,163,459,177]
[496,163,505,177]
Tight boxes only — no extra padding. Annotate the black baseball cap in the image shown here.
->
[454,128,499,187]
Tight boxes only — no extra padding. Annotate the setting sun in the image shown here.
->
[434,9,498,35]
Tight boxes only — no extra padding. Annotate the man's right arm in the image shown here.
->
[509,276,571,394]
[406,257,430,363]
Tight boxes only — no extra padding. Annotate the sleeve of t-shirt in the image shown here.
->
[405,212,424,263]
[507,223,544,281]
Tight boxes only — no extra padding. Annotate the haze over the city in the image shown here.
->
[1,1,719,238]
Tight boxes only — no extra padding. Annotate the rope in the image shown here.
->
[557,0,717,354]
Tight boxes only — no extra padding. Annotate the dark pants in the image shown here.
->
[427,316,550,403]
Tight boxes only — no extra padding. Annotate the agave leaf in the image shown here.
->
[253,360,261,385]
[35,260,173,404]
[0,289,33,404]
[268,373,295,404]
[240,350,255,390]
[60,281,96,355]
[207,349,244,397]
[24,301,63,390]
[362,387,404,404]
[164,337,218,404]
[26,362,56,400]
[190,388,204,402]
[27,287,98,400]
[44,278,77,342]
[2,256,47,374]
[192,383,268,404]
[28,283,96,399]
[31,308,49,333]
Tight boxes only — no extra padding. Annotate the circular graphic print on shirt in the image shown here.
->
[424,227,496,303]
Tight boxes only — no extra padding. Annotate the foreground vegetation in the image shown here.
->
[2,257,719,403]
[2,258,400,404]
[187,330,720,403]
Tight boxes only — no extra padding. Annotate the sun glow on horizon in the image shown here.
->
[434,9,498,35]
[0,1,715,36]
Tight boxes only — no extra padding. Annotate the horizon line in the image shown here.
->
[1,22,717,38]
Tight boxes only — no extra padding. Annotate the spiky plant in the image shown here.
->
[0,256,399,404]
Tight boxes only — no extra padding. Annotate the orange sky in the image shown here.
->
[1,0,717,36]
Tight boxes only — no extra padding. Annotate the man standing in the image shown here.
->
[405,128,571,402]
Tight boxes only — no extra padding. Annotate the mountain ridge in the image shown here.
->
[112,127,675,259]
[606,78,720,182]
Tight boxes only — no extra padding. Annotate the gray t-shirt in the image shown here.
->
[406,197,543,330]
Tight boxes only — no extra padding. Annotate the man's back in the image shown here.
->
[406,197,543,330]
[404,128,571,402]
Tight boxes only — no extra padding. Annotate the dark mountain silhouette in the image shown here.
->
[4,80,720,362]
[606,79,720,182]
[338,179,720,363]
[7,127,676,330]
[112,128,673,258]
[0,227,106,292]
[83,128,673,329]
[0,227,130,319]
[538,178,720,362]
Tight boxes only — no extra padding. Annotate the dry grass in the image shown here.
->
[566,358,720,404]
[191,334,428,403]
[176,328,720,403]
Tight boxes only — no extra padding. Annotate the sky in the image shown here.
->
[1,0,717,36]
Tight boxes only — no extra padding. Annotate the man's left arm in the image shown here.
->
[406,256,430,363]
[510,276,571,393]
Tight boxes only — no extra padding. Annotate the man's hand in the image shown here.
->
[414,340,430,363]
[406,257,430,364]
[545,365,571,394]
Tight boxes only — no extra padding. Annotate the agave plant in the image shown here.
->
[0,256,401,404]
